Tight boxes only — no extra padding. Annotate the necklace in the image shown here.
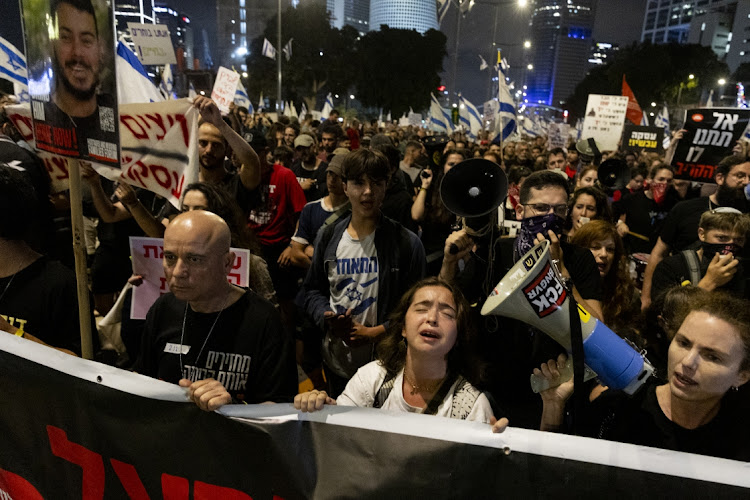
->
[179,293,231,375]
[404,373,445,396]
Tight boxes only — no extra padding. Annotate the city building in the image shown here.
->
[154,3,195,70]
[526,0,596,107]
[725,0,750,72]
[327,0,370,34]
[369,0,438,34]
[587,41,619,71]
[114,0,157,47]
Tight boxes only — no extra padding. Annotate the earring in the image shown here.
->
[731,386,739,392]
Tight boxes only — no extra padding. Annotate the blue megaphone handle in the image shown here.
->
[582,319,645,390]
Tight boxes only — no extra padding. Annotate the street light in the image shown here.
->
[527,64,533,70]
[524,40,531,48]
[718,78,727,85]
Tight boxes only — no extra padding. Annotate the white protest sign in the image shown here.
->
[547,123,570,150]
[581,95,629,151]
[6,99,200,207]
[408,111,422,126]
[128,23,177,65]
[211,67,240,114]
[129,237,251,320]
[483,100,498,124]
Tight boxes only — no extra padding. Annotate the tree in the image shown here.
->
[355,27,447,117]
[566,43,729,121]
[245,3,357,111]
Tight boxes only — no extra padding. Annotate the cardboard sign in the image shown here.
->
[210,66,240,114]
[6,99,200,205]
[622,125,664,153]
[671,108,750,183]
[129,236,250,320]
[483,100,498,124]
[20,0,121,166]
[408,111,422,126]
[547,123,570,150]
[128,23,177,65]
[581,95,629,151]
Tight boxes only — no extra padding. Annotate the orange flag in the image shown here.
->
[622,75,643,125]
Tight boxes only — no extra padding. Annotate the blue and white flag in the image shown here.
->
[0,36,27,87]
[437,0,450,26]
[115,41,164,104]
[159,64,176,100]
[459,95,482,139]
[429,93,453,133]
[706,89,714,108]
[262,39,276,60]
[300,102,308,118]
[654,105,670,148]
[521,116,539,137]
[575,118,583,141]
[258,92,265,111]
[282,38,293,62]
[640,112,649,126]
[492,69,516,144]
[478,55,488,71]
[321,93,334,118]
[234,78,251,109]
[188,82,197,99]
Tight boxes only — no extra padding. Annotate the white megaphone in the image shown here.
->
[481,240,654,395]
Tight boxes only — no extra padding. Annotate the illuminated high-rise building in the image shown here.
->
[369,0,438,34]
[327,0,370,34]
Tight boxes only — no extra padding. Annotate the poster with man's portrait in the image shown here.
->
[20,0,120,166]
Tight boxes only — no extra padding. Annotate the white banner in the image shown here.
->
[5,99,199,208]
[129,236,251,320]
[127,23,177,65]
[581,94,629,152]
[547,123,570,150]
[211,67,240,114]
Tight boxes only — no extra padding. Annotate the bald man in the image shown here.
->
[133,211,297,410]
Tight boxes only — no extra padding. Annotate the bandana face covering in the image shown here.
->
[513,212,564,261]
[701,241,742,259]
[649,182,668,204]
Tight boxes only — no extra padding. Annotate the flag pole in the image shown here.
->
[67,160,94,360]
[277,0,282,113]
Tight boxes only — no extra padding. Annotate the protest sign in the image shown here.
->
[581,94,629,151]
[483,100,498,125]
[408,111,423,126]
[1,335,749,499]
[129,236,250,320]
[671,108,750,183]
[127,23,177,65]
[20,0,121,166]
[211,66,240,114]
[5,99,199,206]
[547,123,570,150]
[622,125,663,153]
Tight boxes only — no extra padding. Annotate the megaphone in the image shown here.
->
[481,240,654,394]
[598,158,630,190]
[440,158,508,219]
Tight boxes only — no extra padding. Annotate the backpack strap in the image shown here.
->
[681,249,702,286]
[373,371,397,408]
[449,376,481,420]
[321,201,351,229]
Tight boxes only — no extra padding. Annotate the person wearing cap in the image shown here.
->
[289,152,351,270]
[292,133,329,203]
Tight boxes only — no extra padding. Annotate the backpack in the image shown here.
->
[681,249,702,286]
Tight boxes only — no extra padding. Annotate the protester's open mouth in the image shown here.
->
[419,330,440,340]
[674,372,697,387]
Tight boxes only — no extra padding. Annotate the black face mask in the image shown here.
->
[513,213,564,262]
[701,241,742,260]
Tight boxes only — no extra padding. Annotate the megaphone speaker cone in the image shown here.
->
[440,158,508,218]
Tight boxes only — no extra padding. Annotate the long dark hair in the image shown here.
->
[181,182,261,255]
[376,277,481,384]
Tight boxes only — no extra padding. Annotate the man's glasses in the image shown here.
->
[523,203,569,217]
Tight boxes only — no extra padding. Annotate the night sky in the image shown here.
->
[1,0,647,106]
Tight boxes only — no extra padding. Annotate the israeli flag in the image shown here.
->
[654,105,670,148]
[640,112,649,126]
[492,69,516,144]
[300,102,308,118]
[262,39,276,60]
[258,92,265,110]
[321,93,334,118]
[159,64,176,100]
[115,41,164,104]
[429,93,453,133]
[234,78,251,109]
[459,95,482,139]
[437,0,450,26]
[0,36,27,87]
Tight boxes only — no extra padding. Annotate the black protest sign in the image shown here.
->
[623,125,663,152]
[671,108,750,184]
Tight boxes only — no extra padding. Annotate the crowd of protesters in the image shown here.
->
[2,92,750,460]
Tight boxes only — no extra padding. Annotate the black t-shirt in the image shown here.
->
[583,382,750,461]
[382,173,417,234]
[659,197,712,252]
[134,290,297,403]
[620,191,677,254]
[291,160,328,203]
[652,251,745,301]
[0,256,96,355]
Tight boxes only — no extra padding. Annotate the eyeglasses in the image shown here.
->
[523,203,569,217]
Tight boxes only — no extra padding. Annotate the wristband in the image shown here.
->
[420,187,428,192]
